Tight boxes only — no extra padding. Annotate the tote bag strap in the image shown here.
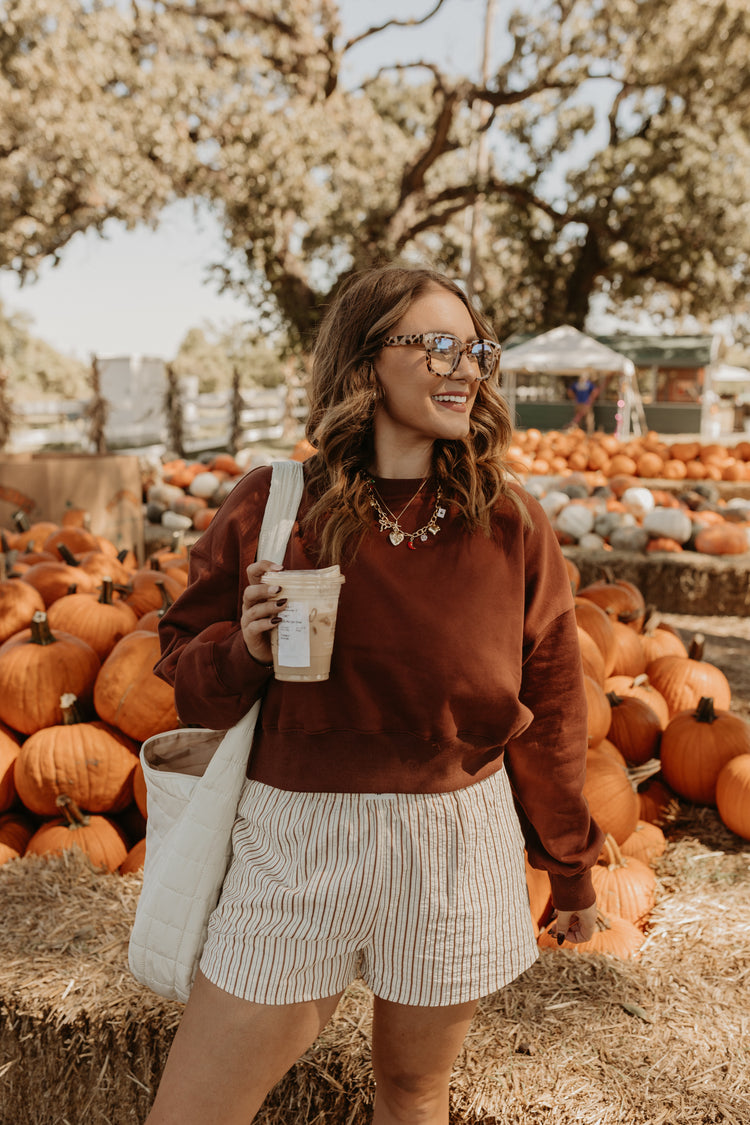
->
[257,460,305,565]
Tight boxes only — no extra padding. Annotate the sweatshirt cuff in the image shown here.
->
[549,869,596,913]
[215,628,274,696]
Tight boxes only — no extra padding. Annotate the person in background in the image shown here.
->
[145,265,603,1125]
[567,370,599,432]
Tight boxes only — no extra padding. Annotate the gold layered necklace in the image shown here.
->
[366,478,446,549]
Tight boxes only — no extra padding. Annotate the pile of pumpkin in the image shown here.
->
[510,428,750,482]
[0,510,189,873]
[527,470,750,556]
[145,440,316,533]
[529,565,750,960]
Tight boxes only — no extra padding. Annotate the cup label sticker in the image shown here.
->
[277,602,311,667]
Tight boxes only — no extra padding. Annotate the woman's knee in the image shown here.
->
[372,1060,450,1118]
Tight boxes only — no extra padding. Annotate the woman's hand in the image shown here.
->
[240,560,285,666]
[553,901,598,945]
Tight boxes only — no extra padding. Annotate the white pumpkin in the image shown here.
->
[577,532,607,551]
[642,507,692,544]
[189,471,222,499]
[539,490,570,518]
[621,486,655,519]
[556,503,595,540]
[161,510,194,531]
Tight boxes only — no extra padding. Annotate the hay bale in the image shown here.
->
[2,810,749,1125]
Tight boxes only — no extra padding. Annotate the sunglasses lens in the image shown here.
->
[471,340,498,379]
[427,334,460,374]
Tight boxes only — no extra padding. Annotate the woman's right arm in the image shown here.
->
[154,467,281,729]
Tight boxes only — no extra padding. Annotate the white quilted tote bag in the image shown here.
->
[128,459,304,1002]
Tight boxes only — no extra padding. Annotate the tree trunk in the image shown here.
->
[562,226,606,329]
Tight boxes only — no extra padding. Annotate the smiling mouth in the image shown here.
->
[432,393,468,404]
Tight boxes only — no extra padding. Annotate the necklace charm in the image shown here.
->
[367,478,445,550]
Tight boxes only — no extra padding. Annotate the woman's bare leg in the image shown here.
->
[145,971,344,1125]
[370,995,478,1124]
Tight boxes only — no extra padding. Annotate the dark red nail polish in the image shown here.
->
[271,615,283,624]
[276,598,287,606]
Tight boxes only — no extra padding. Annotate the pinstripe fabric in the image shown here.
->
[200,768,539,1007]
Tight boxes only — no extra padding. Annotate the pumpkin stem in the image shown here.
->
[154,577,173,618]
[693,696,718,723]
[599,565,616,584]
[98,577,116,605]
[602,833,625,869]
[57,542,81,568]
[116,548,130,564]
[606,691,624,708]
[688,634,705,661]
[632,674,651,689]
[29,611,56,646]
[149,556,163,571]
[55,794,91,829]
[60,693,83,725]
[594,910,612,931]
[12,509,31,532]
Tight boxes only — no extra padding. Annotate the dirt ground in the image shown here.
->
[659,613,750,720]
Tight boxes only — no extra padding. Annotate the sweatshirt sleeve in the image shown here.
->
[154,466,274,729]
[502,495,605,911]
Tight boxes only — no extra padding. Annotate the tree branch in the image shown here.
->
[344,0,449,52]
[398,86,463,202]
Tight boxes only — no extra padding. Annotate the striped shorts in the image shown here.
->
[200,767,539,1007]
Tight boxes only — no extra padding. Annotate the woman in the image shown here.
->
[146,265,602,1125]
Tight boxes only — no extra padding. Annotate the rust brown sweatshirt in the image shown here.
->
[155,464,603,910]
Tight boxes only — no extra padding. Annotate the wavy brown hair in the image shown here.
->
[303,265,530,565]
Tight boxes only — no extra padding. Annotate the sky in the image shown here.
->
[0,0,619,362]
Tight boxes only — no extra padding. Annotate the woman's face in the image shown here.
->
[372,284,481,459]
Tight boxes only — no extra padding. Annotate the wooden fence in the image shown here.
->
[8,384,309,456]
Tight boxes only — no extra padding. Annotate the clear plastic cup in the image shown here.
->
[261,565,345,681]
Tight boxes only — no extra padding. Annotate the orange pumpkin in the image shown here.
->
[14,692,138,816]
[575,598,617,676]
[120,836,147,874]
[647,636,731,717]
[637,776,678,825]
[605,692,662,766]
[693,524,749,555]
[0,578,46,644]
[577,572,645,632]
[591,834,656,928]
[524,852,553,934]
[122,570,185,617]
[584,675,612,747]
[639,615,687,665]
[132,761,148,818]
[0,727,20,812]
[609,621,647,678]
[25,794,128,872]
[715,755,750,840]
[578,627,606,685]
[583,750,639,844]
[46,577,139,660]
[659,697,750,805]
[620,820,666,865]
[0,810,35,854]
[0,612,100,735]
[604,674,670,729]
[93,630,179,742]
[19,558,96,606]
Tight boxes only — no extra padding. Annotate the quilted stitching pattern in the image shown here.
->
[128,460,304,1001]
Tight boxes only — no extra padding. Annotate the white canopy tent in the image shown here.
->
[499,325,639,436]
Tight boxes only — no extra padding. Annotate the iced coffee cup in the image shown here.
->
[261,565,345,682]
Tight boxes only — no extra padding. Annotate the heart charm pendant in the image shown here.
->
[389,529,404,546]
